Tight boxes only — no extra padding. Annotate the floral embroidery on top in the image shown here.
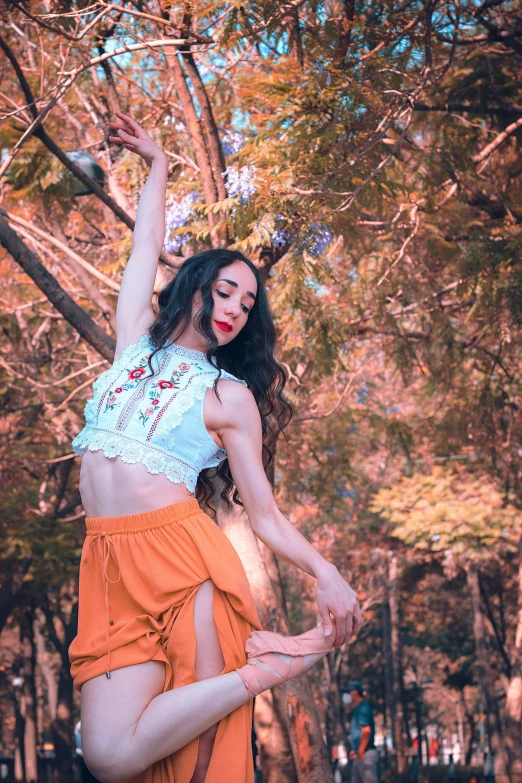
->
[138,361,194,426]
[103,354,153,415]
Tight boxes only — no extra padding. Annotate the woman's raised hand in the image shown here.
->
[109,111,166,167]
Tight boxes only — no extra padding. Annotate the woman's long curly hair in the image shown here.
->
[143,248,292,514]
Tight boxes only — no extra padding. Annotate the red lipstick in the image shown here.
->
[215,320,232,333]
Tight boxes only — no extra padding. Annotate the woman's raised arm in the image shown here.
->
[108,112,168,351]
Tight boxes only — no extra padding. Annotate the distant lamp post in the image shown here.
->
[66,151,105,196]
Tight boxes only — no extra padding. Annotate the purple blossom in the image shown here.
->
[270,214,291,248]
[356,383,368,405]
[271,227,289,247]
[265,218,333,256]
[222,165,257,203]
[305,223,333,257]
[221,130,243,157]
[163,191,199,254]
[340,487,356,499]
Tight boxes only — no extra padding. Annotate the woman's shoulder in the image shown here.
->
[212,376,256,411]
[205,377,258,433]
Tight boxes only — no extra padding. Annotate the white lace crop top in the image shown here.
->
[71,334,247,493]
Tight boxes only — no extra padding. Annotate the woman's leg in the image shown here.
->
[81,579,248,783]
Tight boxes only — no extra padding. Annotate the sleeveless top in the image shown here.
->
[71,334,248,493]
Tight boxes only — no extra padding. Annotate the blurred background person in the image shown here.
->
[342,681,379,783]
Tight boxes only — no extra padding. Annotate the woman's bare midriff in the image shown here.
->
[78,449,195,518]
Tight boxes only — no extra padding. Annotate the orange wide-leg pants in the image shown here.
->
[68,497,262,783]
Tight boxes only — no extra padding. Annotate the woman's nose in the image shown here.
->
[224,298,241,317]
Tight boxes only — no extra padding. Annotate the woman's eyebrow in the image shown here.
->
[217,278,256,301]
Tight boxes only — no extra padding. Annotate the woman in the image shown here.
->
[68,112,362,783]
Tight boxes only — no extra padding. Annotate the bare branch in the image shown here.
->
[472,116,522,169]
[3,211,120,291]
[0,215,115,361]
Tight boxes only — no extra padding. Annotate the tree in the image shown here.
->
[371,467,522,781]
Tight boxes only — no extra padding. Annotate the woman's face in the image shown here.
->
[206,261,258,346]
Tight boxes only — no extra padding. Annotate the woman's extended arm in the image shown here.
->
[213,381,363,648]
[108,112,168,345]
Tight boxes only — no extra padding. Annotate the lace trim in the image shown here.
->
[71,426,200,492]
[164,341,215,363]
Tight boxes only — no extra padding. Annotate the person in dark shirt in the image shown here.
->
[342,681,379,783]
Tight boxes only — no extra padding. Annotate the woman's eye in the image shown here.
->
[217,290,250,315]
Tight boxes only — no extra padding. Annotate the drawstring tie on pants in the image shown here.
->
[83,532,121,678]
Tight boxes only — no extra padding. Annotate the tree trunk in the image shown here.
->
[35,613,58,720]
[323,647,348,766]
[177,50,229,244]
[465,710,475,766]
[504,533,522,779]
[255,689,298,783]
[381,602,394,766]
[414,684,423,765]
[178,50,228,203]
[41,592,78,778]
[52,662,75,778]
[216,496,334,783]
[460,690,475,766]
[466,562,511,782]
[285,6,304,66]
[388,553,407,774]
[168,54,220,238]
[20,608,38,783]
[14,676,25,783]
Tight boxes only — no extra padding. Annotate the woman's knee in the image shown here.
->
[83,740,129,783]
[80,661,165,782]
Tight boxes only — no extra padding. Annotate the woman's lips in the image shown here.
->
[215,320,232,333]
